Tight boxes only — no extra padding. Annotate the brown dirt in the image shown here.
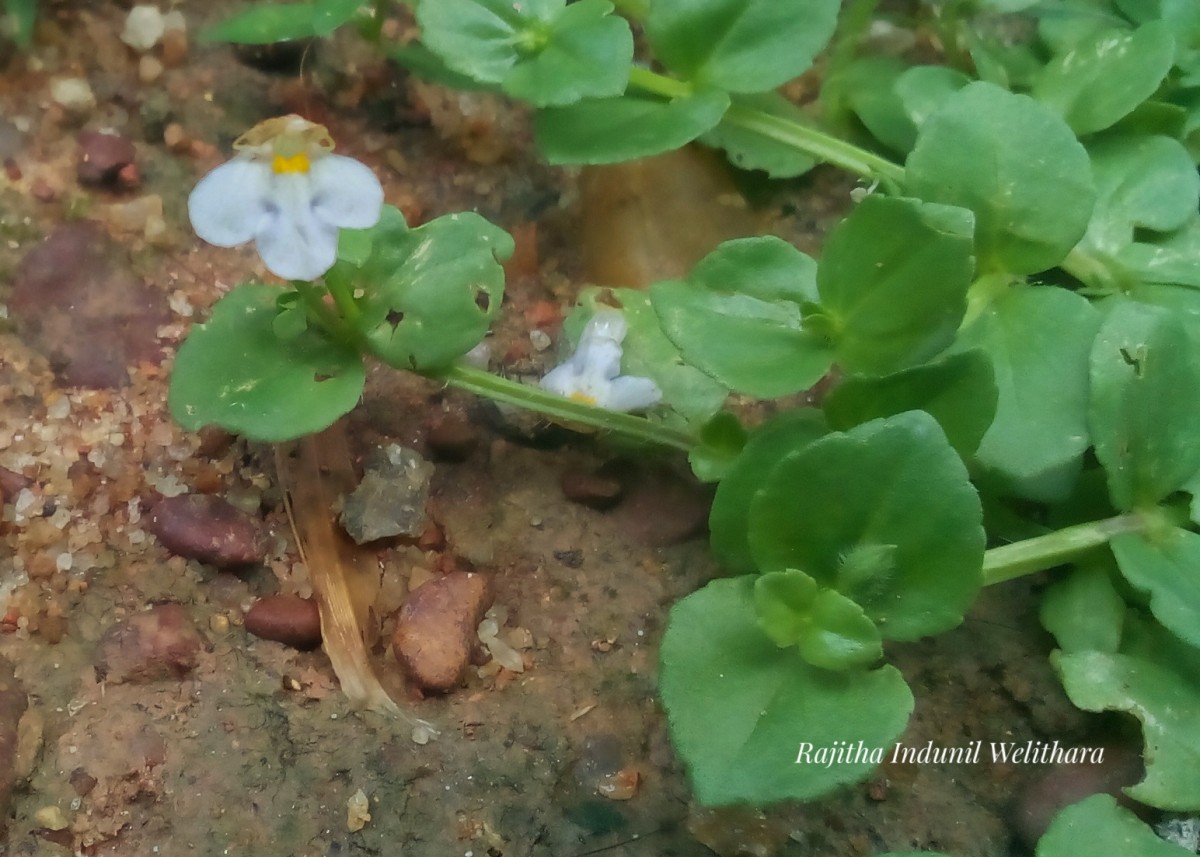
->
[0,4,1094,857]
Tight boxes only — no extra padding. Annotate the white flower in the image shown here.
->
[540,308,662,412]
[187,115,384,281]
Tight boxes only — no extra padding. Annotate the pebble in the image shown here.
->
[146,493,267,567]
[50,78,97,114]
[339,445,434,544]
[102,194,166,241]
[9,222,168,388]
[120,5,165,52]
[559,468,623,511]
[611,464,712,546]
[392,571,494,692]
[77,131,137,187]
[424,408,479,462]
[161,26,188,67]
[0,658,27,838]
[0,467,31,505]
[93,603,204,684]
[244,594,322,650]
[138,54,164,84]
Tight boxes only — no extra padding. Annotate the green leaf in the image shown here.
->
[644,0,840,93]
[337,204,406,268]
[1089,300,1200,509]
[823,349,998,457]
[354,212,513,371]
[569,288,729,426]
[1118,217,1200,289]
[688,411,747,483]
[4,0,36,47]
[1112,530,1200,650]
[1054,648,1200,809]
[535,89,731,165]
[417,0,632,106]
[1039,563,1125,654]
[956,286,1100,501]
[891,65,973,148]
[749,411,985,640]
[1079,135,1200,262]
[660,576,912,806]
[650,237,832,398]
[1038,794,1195,857]
[906,82,1096,275]
[754,569,883,671]
[313,0,362,36]
[709,409,828,574]
[817,195,975,375]
[201,3,323,44]
[700,92,816,177]
[1033,22,1175,136]
[168,284,365,441]
[387,42,496,91]
[836,56,915,154]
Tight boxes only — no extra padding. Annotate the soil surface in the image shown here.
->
[0,4,1101,857]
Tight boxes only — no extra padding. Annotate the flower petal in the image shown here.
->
[583,308,628,344]
[309,154,385,230]
[602,376,662,412]
[574,336,624,381]
[539,362,581,398]
[254,174,340,281]
[187,157,272,247]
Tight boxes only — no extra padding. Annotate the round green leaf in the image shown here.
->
[356,212,513,371]
[823,349,998,458]
[1089,300,1200,510]
[1033,22,1175,136]
[534,89,731,165]
[1039,563,1125,655]
[956,286,1100,501]
[660,576,912,806]
[1038,794,1195,857]
[754,570,883,671]
[201,3,323,44]
[169,284,365,441]
[1054,648,1200,810]
[700,92,816,177]
[645,0,839,93]
[817,195,975,376]
[709,409,828,574]
[651,237,832,398]
[749,411,984,640]
[1112,530,1200,650]
[906,81,1096,275]
[688,410,747,483]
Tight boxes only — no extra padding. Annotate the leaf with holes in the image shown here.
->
[352,212,514,371]
[168,284,365,441]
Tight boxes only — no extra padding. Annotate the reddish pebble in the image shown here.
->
[147,493,266,567]
[560,468,623,511]
[424,409,479,462]
[245,595,322,650]
[93,604,203,684]
[524,299,559,329]
[0,467,31,505]
[116,162,140,189]
[76,131,137,187]
[393,571,493,692]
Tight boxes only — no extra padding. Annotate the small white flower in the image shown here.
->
[187,115,384,281]
[540,308,662,412]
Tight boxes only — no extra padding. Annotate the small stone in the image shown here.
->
[93,604,203,684]
[346,788,371,832]
[146,493,267,567]
[340,445,434,544]
[560,468,623,511]
[33,805,68,831]
[121,5,165,52]
[77,131,137,186]
[68,768,97,797]
[611,464,712,546]
[597,767,639,801]
[9,223,169,388]
[50,78,96,114]
[163,122,188,152]
[393,571,494,692]
[196,426,234,457]
[0,467,31,505]
[244,594,322,650]
[161,27,188,67]
[138,54,164,84]
[424,409,479,462]
[30,179,57,202]
[102,194,163,236]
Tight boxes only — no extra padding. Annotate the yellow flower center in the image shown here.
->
[272,152,311,174]
[569,391,598,406]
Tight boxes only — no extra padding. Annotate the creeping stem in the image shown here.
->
[434,363,697,452]
[291,279,346,336]
[981,512,1158,586]
[625,67,906,187]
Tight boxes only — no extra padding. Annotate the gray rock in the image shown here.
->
[340,445,434,544]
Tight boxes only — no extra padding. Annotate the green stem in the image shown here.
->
[433,363,697,452]
[323,270,364,329]
[982,512,1148,586]
[610,0,648,20]
[292,280,346,338]
[1060,246,1130,294]
[625,67,905,186]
